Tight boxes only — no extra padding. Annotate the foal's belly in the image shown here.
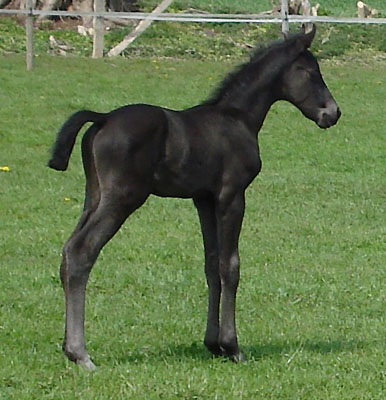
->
[151,165,212,199]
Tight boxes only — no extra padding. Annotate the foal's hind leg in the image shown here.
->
[59,125,100,301]
[59,126,103,369]
[61,189,149,369]
[59,125,101,244]
[194,196,222,356]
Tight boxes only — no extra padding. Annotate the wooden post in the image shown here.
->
[281,0,289,35]
[108,0,173,57]
[92,0,105,58]
[26,0,34,70]
[301,0,312,33]
[357,1,377,18]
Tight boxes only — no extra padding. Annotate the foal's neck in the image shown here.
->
[204,42,292,135]
[218,84,277,135]
[214,53,284,134]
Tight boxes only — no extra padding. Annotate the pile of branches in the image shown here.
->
[269,0,319,16]
[0,0,140,27]
[0,0,139,13]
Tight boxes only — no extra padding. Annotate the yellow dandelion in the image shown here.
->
[64,197,71,202]
[0,166,10,172]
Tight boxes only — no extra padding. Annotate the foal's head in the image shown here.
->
[278,26,341,129]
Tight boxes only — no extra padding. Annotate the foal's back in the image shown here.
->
[96,104,261,199]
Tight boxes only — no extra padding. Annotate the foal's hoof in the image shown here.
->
[76,356,97,371]
[220,346,247,363]
[229,350,247,363]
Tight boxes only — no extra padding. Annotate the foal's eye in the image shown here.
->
[297,66,309,74]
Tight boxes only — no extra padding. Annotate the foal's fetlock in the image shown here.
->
[204,339,223,356]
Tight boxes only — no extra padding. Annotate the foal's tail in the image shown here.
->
[48,110,107,171]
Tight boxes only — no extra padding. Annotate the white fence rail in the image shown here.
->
[1,2,386,69]
[2,9,386,24]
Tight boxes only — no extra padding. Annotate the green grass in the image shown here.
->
[0,54,385,399]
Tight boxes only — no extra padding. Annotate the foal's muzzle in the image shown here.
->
[317,102,341,129]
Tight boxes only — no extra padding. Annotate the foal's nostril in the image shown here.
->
[337,107,342,119]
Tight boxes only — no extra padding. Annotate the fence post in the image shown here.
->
[281,0,289,35]
[92,0,104,58]
[26,0,34,70]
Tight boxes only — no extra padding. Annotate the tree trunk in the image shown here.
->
[301,0,313,33]
[37,0,62,22]
[357,1,377,18]
[73,0,94,27]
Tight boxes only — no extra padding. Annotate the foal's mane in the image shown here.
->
[203,33,303,106]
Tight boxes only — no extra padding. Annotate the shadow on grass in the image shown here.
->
[108,341,212,365]
[108,338,366,365]
[245,338,366,361]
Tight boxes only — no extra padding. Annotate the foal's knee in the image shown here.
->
[219,253,240,289]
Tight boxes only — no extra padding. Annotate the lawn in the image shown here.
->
[0,51,385,399]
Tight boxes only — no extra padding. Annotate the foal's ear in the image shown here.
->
[290,24,316,55]
[301,23,316,48]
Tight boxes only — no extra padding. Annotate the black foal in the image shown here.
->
[49,26,341,369]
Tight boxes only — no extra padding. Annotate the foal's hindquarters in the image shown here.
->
[60,106,167,368]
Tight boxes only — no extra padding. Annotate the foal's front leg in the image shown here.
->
[216,192,246,362]
[194,197,222,356]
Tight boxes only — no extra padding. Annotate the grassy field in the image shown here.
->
[0,49,385,399]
